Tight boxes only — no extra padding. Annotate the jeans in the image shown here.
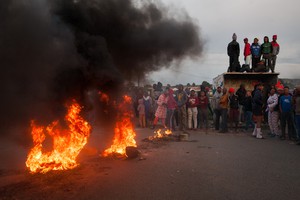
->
[166,109,176,131]
[244,111,255,130]
[270,55,277,72]
[280,111,293,138]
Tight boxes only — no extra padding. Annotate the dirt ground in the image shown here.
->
[1,127,300,200]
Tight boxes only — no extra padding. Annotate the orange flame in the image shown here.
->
[149,129,172,140]
[25,101,91,173]
[103,95,137,157]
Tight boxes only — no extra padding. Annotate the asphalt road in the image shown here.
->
[1,128,300,200]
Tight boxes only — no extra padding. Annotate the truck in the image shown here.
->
[213,72,279,91]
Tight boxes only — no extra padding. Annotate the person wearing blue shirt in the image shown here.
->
[250,38,261,71]
[279,86,293,140]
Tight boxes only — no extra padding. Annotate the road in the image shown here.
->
[1,128,300,200]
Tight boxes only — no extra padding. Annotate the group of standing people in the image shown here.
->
[265,85,300,142]
[212,86,244,133]
[212,82,300,143]
[135,81,300,145]
[227,33,280,73]
[135,84,211,132]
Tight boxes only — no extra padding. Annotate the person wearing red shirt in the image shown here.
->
[244,38,251,66]
[166,88,177,131]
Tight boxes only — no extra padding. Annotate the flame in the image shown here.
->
[149,129,173,140]
[25,101,91,173]
[98,91,110,105]
[103,95,137,157]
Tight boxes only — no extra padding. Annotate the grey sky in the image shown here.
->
[148,0,300,85]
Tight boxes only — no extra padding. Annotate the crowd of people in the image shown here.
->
[132,82,300,144]
[133,83,211,132]
[227,33,280,73]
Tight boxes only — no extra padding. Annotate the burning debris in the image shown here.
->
[144,129,190,142]
[102,95,137,158]
[148,129,173,140]
[26,101,91,173]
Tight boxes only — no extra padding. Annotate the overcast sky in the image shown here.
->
[148,0,300,85]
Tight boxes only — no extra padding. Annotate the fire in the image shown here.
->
[103,95,137,157]
[26,101,91,173]
[98,91,110,105]
[149,129,172,140]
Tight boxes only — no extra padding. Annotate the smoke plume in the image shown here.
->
[0,0,203,138]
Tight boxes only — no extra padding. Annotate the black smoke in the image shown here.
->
[0,0,203,138]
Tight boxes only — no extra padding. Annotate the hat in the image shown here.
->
[277,86,284,90]
[275,80,284,90]
[273,35,277,39]
[232,33,237,40]
[228,88,235,93]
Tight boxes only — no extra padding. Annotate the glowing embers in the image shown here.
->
[26,101,91,173]
[102,95,137,157]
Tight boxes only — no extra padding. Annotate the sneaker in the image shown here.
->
[256,134,263,139]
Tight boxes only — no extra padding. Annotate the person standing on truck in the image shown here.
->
[219,88,229,133]
[251,38,261,71]
[270,35,280,73]
[252,83,264,139]
[227,33,240,72]
[261,36,273,71]
[212,86,223,131]
[243,38,251,67]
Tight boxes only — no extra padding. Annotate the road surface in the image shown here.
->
[1,128,300,200]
